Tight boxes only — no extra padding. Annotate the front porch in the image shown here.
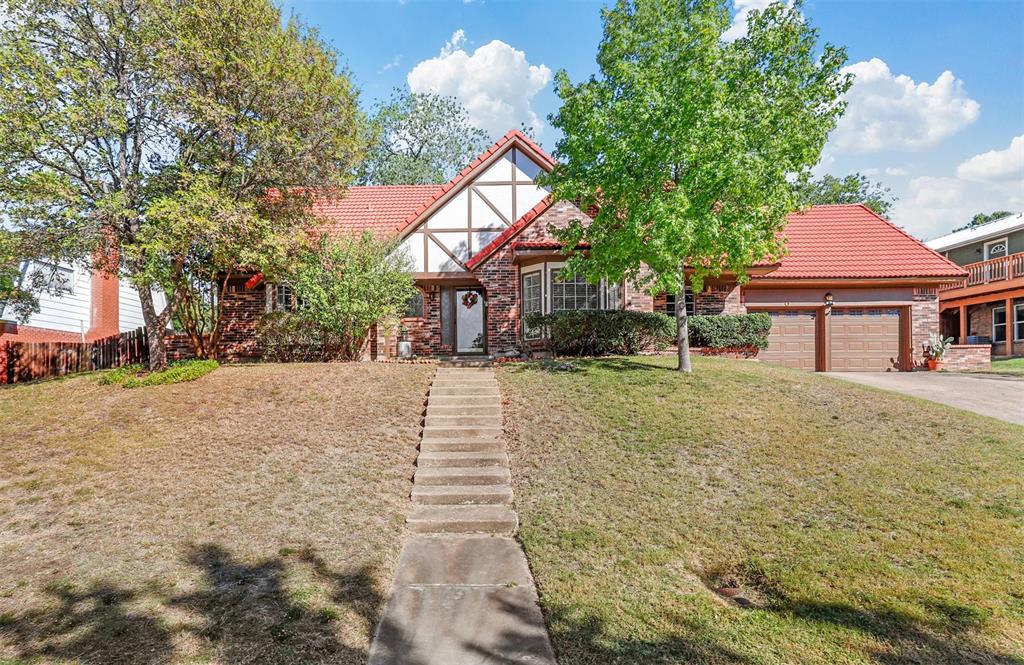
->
[938,251,1024,358]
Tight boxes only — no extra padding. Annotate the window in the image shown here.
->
[984,238,1008,260]
[273,284,304,312]
[405,290,424,318]
[551,269,599,311]
[605,280,622,310]
[1016,303,1024,341]
[521,272,542,339]
[993,306,1006,343]
[33,262,74,295]
[664,286,694,319]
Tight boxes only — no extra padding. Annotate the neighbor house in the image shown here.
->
[926,213,1024,358]
[216,130,967,371]
[0,260,166,344]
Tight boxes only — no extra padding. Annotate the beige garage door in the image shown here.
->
[760,310,817,370]
[830,308,901,371]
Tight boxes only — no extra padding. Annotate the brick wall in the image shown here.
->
[0,321,82,344]
[911,288,940,368]
[941,344,991,371]
[968,302,1024,357]
[217,275,268,360]
[694,282,745,315]
[165,333,197,362]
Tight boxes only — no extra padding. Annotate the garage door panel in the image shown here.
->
[830,308,901,372]
[760,310,817,371]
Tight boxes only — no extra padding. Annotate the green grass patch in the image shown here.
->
[99,359,219,388]
[988,357,1024,377]
[499,355,1024,664]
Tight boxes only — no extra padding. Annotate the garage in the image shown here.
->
[756,307,905,372]
[759,309,818,370]
[829,308,902,371]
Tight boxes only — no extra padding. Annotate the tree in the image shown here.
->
[793,173,896,217]
[544,0,850,371]
[0,0,363,369]
[281,233,416,360]
[0,232,37,323]
[357,88,491,185]
[953,210,1014,233]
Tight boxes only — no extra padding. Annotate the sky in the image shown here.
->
[281,0,1024,241]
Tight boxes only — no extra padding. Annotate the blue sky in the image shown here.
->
[283,0,1024,240]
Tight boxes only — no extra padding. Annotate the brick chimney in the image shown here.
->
[85,268,121,341]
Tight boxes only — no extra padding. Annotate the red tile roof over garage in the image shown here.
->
[767,204,966,279]
[312,185,443,237]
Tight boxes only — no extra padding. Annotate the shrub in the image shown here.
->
[526,310,675,356]
[256,311,346,362]
[687,313,771,350]
[99,359,219,388]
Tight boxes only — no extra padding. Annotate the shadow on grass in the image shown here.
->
[514,356,675,375]
[0,544,391,664]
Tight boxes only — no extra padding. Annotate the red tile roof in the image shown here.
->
[312,185,443,237]
[766,204,967,280]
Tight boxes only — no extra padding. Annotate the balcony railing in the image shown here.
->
[940,252,1024,292]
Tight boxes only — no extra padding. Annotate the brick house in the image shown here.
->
[218,129,967,371]
[926,213,1024,360]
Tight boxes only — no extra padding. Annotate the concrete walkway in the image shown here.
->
[829,371,1024,425]
[368,366,556,665]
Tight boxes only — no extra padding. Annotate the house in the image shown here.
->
[926,213,1024,359]
[216,130,967,371]
[0,260,165,344]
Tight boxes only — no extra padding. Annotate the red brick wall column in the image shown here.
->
[85,269,121,341]
[911,288,940,368]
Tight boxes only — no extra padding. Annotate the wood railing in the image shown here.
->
[940,252,1024,291]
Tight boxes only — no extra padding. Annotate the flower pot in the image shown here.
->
[927,358,943,371]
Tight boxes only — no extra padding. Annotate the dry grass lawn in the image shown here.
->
[499,356,1024,665]
[0,362,433,664]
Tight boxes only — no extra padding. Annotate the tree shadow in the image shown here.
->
[770,596,1022,665]
[1,543,396,664]
[0,582,174,664]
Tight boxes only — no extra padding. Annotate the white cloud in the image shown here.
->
[722,0,792,41]
[956,134,1024,181]
[830,58,980,153]
[861,167,880,176]
[885,167,908,177]
[407,30,552,139]
[891,139,1024,239]
[379,54,402,73]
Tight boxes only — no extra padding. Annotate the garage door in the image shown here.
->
[760,310,817,370]
[830,308,901,371]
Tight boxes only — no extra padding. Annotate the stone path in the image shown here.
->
[368,366,557,665]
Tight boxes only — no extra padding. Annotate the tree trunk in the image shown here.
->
[138,287,169,372]
[676,268,692,373]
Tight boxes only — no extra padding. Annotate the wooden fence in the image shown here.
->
[1,328,149,385]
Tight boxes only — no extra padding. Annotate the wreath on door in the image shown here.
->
[461,291,479,309]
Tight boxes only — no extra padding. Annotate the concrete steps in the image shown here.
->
[411,484,513,505]
[406,366,516,535]
[407,505,518,535]
[418,451,508,468]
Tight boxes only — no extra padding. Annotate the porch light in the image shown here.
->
[824,292,834,306]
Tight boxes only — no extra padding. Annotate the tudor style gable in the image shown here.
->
[395,132,553,274]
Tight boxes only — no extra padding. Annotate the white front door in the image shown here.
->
[456,289,485,353]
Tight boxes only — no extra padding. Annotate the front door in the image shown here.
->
[455,288,486,354]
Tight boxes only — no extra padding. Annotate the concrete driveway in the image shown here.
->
[828,372,1024,426]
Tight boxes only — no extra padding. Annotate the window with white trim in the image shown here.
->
[551,269,599,311]
[993,306,1007,343]
[33,262,74,295]
[521,272,542,339]
[273,284,305,312]
[985,238,1008,259]
[1015,302,1024,341]
[605,280,622,310]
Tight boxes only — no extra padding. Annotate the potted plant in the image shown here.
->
[925,332,953,370]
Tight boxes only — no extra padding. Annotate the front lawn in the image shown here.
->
[984,357,1024,377]
[0,362,432,664]
[499,356,1024,664]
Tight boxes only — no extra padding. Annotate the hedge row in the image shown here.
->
[525,310,772,356]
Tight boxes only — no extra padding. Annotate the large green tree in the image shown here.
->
[0,0,363,369]
[545,0,851,371]
[357,88,491,185]
[953,210,1014,233]
[793,172,896,217]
